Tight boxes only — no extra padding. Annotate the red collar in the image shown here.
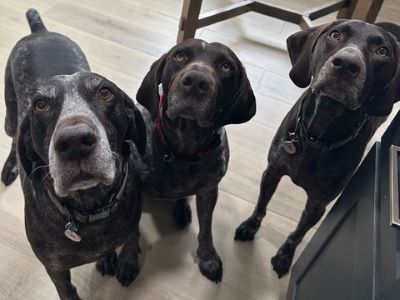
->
[156,84,221,162]
[156,83,167,146]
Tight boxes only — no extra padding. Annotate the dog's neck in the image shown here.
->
[302,91,365,142]
[161,116,217,157]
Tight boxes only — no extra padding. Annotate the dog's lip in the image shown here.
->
[53,170,114,197]
[70,170,114,187]
[311,90,360,111]
[165,94,216,128]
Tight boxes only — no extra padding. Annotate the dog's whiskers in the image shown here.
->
[30,164,50,179]
[42,172,51,183]
[112,151,121,166]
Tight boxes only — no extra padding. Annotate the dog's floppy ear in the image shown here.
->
[17,113,39,176]
[124,95,147,156]
[364,32,400,116]
[136,54,167,119]
[375,22,400,102]
[287,22,338,88]
[218,65,256,126]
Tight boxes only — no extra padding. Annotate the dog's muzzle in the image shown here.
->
[311,46,367,110]
[49,115,116,197]
[166,64,217,128]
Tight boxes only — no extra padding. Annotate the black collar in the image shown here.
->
[46,158,129,242]
[282,94,369,154]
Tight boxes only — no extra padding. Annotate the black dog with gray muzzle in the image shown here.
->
[1,10,146,299]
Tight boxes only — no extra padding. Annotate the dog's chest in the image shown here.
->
[26,211,134,269]
[23,180,138,269]
[143,144,229,199]
[286,144,363,197]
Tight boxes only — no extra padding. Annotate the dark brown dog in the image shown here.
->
[133,39,256,282]
[1,10,146,299]
[235,20,400,277]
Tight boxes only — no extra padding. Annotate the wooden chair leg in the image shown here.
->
[177,0,203,43]
[337,0,383,23]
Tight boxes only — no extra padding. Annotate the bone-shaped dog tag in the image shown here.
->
[64,221,81,242]
[64,229,81,242]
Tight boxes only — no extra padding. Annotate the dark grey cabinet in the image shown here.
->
[287,112,400,300]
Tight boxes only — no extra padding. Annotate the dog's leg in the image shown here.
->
[271,200,326,277]
[196,186,222,283]
[46,268,81,300]
[174,198,192,229]
[235,165,283,240]
[116,228,140,287]
[96,250,118,276]
[1,62,19,186]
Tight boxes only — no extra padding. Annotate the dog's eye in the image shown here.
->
[34,99,49,113]
[219,63,233,73]
[173,51,187,62]
[329,30,341,40]
[376,46,389,57]
[97,86,113,101]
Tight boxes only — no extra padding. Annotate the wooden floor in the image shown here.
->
[0,1,399,299]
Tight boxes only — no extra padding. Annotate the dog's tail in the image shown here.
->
[26,9,47,33]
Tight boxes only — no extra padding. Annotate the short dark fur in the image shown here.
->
[134,39,256,282]
[235,20,400,277]
[1,10,146,299]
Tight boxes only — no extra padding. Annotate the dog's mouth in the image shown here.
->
[310,82,362,111]
[51,159,116,197]
[67,170,113,192]
[165,93,216,128]
[310,70,365,111]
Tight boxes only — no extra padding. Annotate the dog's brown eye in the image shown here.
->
[376,46,389,57]
[174,52,187,62]
[220,63,233,73]
[330,30,341,40]
[34,99,49,112]
[97,86,113,101]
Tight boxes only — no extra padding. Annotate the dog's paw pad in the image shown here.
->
[96,251,118,277]
[198,255,223,283]
[234,219,260,241]
[271,249,294,278]
[117,260,139,287]
[174,200,192,229]
[1,162,18,186]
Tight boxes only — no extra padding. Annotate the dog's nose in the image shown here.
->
[54,123,97,159]
[181,70,211,95]
[331,51,362,77]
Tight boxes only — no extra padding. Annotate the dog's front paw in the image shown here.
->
[117,258,139,287]
[1,158,18,186]
[234,218,260,241]
[271,244,296,278]
[198,254,223,283]
[96,251,118,276]
[174,199,192,229]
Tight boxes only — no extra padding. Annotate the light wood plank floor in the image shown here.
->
[0,1,399,299]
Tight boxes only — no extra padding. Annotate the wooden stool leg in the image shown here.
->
[177,0,203,43]
[338,0,383,23]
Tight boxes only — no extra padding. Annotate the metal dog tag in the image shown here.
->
[283,141,297,154]
[283,139,302,155]
[64,221,81,242]
[64,229,81,242]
